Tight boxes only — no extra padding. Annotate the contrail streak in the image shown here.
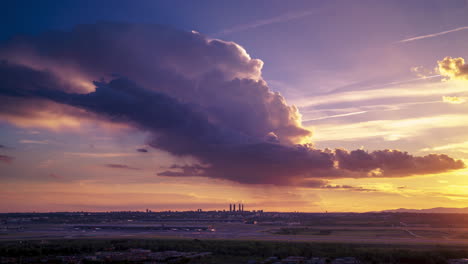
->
[397,26,468,43]
[303,111,368,122]
[214,9,317,36]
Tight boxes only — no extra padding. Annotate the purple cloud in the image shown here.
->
[0,22,464,185]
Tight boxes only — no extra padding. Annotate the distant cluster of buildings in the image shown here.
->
[229,203,245,212]
[146,204,253,213]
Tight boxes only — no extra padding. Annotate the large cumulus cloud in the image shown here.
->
[0,22,464,185]
[0,22,309,144]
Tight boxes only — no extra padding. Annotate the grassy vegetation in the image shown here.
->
[0,238,467,264]
[273,227,413,238]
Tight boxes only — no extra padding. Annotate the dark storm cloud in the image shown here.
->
[0,155,14,164]
[0,60,66,96]
[0,22,464,185]
[160,147,464,185]
[334,149,464,176]
[105,163,141,170]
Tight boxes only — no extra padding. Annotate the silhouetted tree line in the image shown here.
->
[0,239,467,264]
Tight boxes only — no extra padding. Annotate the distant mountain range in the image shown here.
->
[381,207,468,213]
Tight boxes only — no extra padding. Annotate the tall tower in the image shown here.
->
[241,204,244,212]
[238,203,241,212]
[233,204,236,212]
[229,204,232,212]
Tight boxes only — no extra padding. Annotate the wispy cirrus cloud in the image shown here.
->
[326,75,441,95]
[19,139,49,144]
[421,141,468,153]
[301,100,442,124]
[311,114,468,142]
[104,164,141,170]
[303,110,368,122]
[65,152,138,158]
[396,26,468,43]
[295,79,466,108]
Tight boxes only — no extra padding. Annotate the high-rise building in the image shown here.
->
[233,204,236,212]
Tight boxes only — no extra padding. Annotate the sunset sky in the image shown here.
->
[1,0,468,212]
